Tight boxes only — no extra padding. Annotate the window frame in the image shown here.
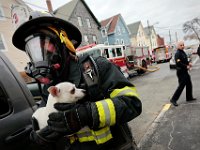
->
[77,16,83,27]
[121,39,124,45]
[92,35,97,43]
[84,35,88,43]
[86,18,91,28]
[101,28,107,37]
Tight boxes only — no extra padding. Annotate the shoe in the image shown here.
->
[170,100,178,106]
[186,98,197,101]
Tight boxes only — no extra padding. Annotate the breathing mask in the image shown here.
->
[24,29,65,84]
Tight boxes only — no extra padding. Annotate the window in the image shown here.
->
[116,39,119,44]
[111,48,116,57]
[101,29,107,37]
[117,26,121,35]
[92,35,97,43]
[0,34,6,51]
[116,48,122,56]
[103,49,109,58]
[0,85,11,118]
[122,27,125,33]
[84,35,88,43]
[77,17,83,26]
[121,39,124,44]
[0,6,5,20]
[86,18,91,28]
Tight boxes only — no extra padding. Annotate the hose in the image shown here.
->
[134,65,160,72]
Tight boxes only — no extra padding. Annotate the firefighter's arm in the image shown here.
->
[90,57,142,128]
[91,86,141,129]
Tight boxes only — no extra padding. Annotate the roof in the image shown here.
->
[100,14,121,34]
[144,26,155,36]
[53,0,101,27]
[127,21,141,36]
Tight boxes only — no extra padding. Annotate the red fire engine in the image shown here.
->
[76,44,150,77]
[152,45,172,63]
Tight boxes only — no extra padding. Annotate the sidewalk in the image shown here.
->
[138,55,200,150]
[138,101,200,150]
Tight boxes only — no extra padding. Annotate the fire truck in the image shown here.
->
[125,46,150,74]
[152,45,172,63]
[76,44,150,77]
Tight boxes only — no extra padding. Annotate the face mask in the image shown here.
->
[24,34,62,84]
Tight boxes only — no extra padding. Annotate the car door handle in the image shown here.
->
[5,125,32,143]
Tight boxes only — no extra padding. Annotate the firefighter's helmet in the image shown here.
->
[12,11,82,84]
[12,11,82,53]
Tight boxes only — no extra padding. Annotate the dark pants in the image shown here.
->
[171,70,193,102]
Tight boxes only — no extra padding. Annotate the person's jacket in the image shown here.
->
[175,49,189,72]
[197,45,200,57]
[43,55,142,150]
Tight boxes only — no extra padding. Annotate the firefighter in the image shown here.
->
[12,11,142,150]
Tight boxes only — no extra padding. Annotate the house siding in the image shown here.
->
[102,15,130,46]
[0,0,30,71]
[56,0,102,47]
[110,19,130,45]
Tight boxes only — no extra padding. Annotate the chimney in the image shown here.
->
[46,0,53,12]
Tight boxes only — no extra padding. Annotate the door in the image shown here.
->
[0,53,47,150]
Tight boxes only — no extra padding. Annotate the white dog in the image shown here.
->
[32,82,86,130]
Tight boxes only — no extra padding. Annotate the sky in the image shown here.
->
[23,0,200,46]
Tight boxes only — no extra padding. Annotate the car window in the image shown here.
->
[0,85,12,118]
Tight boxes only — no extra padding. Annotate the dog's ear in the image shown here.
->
[48,86,60,97]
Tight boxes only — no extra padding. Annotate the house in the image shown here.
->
[100,14,131,46]
[0,0,31,71]
[157,34,165,46]
[127,21,148,47]
[53,0,102,47]
[144,25,158,52]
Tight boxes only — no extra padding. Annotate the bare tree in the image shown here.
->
[183,18,200,42]
[193,17,200,26]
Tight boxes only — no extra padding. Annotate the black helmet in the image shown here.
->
[12,11,82,84]
[12,11,82,52]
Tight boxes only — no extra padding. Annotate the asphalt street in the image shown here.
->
[137,56,200,150]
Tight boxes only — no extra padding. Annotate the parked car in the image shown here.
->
[169,53,192,69]
[0,51,55,150]
[169,56,176,69]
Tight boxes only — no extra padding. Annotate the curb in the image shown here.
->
[138,103,171,148]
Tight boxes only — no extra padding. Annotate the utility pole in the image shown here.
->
[46,0,53,12]
[147,20,153,52]
[175,32,178,42]
[169,30,172,45]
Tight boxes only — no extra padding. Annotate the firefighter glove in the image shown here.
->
[30,117,63,145]
[48,102,93,135]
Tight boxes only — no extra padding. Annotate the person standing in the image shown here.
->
[170,40,196,106]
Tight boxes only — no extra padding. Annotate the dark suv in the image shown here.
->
[0,51,47,150]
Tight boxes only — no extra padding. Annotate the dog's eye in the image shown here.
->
[70,88,75,94]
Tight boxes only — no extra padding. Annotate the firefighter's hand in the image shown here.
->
[30,118,63,145]
[47,103,93,135]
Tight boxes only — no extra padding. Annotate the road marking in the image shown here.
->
[163,103,171,111]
